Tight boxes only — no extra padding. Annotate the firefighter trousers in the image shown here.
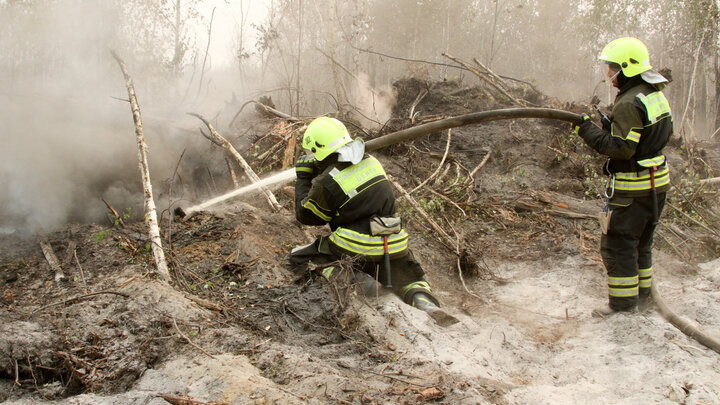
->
[601,193,666,310]
[288,236,438,305]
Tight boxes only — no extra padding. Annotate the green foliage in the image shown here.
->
[94,229,112,243]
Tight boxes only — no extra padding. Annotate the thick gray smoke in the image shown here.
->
[0,1,212,236]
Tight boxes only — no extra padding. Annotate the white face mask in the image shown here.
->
[336,139,365,164]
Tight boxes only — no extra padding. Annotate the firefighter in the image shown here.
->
[574,37,672,317]
[289,117,458,326]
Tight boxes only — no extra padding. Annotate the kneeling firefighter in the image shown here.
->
[289,117,458,326]
[574,37,673,317]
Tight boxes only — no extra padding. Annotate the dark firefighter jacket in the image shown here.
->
[295,154,409,260]
[578,75,673,198]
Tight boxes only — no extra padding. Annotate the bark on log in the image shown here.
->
[188,112,282,212]
[225,158,239,188]
[111,51,170,282]
[282,130,298,168]
[40,240,66,283]
[700,176,720,186]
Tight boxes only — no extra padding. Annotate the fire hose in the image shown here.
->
[179,107,720,355]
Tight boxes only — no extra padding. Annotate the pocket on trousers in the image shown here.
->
[608,196,633,207]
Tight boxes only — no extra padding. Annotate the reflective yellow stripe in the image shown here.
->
[609,286,639,297]
[413,296,434,307]
[334,227,408,243]
[608,275,638,297]
[614,165,669,180]
[322,266,335,279]
[331,157,386,195]
[302,199,332,221]
[611,123,642,140]
[638,267,652,288]
[636,91,671,123]
[296,167,313,173]
[614,166,670,191]
[337,178,387,209]
[329,228,409,256]
[608,276,639,286]
[637,155,666,168]
[402,281,431,295]
[626,130,641,143]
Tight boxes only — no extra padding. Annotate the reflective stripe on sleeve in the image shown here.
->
[302,199,332,221]
[626,130,641,143]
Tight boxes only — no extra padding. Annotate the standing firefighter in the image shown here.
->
[574,37,672,316]
[289,117,458,326]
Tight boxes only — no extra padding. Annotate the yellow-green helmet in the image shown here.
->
[599,37,652,77]
[302,117,352,161]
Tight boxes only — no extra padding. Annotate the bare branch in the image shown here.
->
[188,112,282,212]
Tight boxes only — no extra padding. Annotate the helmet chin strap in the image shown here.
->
[604,69,621,85]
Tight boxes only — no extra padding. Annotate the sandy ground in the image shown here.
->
[4,248,718,405]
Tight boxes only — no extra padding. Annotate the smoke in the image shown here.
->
[348,73,395,130]
[0,1,213,236]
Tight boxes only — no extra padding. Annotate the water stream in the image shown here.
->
[185,168,296,214]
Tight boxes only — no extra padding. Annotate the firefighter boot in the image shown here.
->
[638,288,654,312]
[412,293,459,327]
[592,304,637,318]
[352,271,381,297]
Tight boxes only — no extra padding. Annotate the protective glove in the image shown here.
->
[573,114,591,135]
[295,155,318,180]
[572,114,594,138]
[593,106,612,131]
[600,114,612,132]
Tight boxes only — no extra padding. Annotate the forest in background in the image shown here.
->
[1,0,718,133]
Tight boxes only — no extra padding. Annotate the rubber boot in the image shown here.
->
[352,271,381,297]
[591,304,636,318]
[638,295,655,312]
[412,293,459,327]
